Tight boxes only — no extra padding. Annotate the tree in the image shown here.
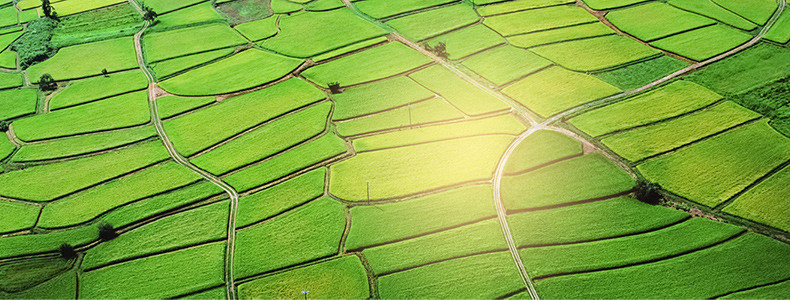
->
[41,0,59,21]
[0,121,8,132]
[39,73,57,92]
[422,42,449,60]
[101,68,109,77]
[98,223,118,241]
[58,244,77,260]
[141,2,157,21]
[635,180,662,205]
[328,82,341,94]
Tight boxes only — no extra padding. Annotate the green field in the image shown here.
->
[409,65,510,115]
[354,0,456,19]
[595,55,689,90]
[13,126,157,162]
[506,22,615,48]
[477,0,575,16]
[650,25,752,61]
[422,24,504,60]
[143,23,247,63]
[49,70,148,110]
[530,34,659,71]
[233,16,278,42]
[385,4,479,41]
[26,36,138,81]
[711,0,777,25]
[150,48,234,80]
[764,9,790,43]
[0,89,38,121]
[335,97,464,136]
[484,5,598,36]
[606,2,716,41]
[687,43,790,95]
[724,164,790,232]
[462,45,552,86]
[332,76,433,121]
[236,168,325,228]
[504,130,583,174]
[156,95,216,119]
[667,0,758,31]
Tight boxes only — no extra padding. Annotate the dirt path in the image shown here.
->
[128,1,241,299]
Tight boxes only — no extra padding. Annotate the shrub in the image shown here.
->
[328,82,342,94]
[58,243,77,259]
[0,121,8,132]
[39,73,57,91]
[98,223,119,241]
[635,180,662,205]
[11,17,58,69]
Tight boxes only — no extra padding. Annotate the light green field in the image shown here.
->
[13,91,150,141]
[462,45,552,86]
[504,130,583,174]
[335,97,464,136]
[145,0,207,14]
[582,0,650,10]
[569,80,722,137]
[312,37,388,62]
[0,72,23,90]
[305,0,346,11]
[724,165,790,232]
[150,48,234,80]
[502,66,621,117]
[667,0,757,31]
[236,168,325,228]
[687,43,790,95]
[409,65,510,115]
[0,88,38,121]
[531,34,659,71]
[422,24,505,60]
[270,0,301,14]
[156,95,215,119]
[651,25,752,61]
[0,201,38,234]
[477,0,575,16]
[606,2,716,41]
[595,55,689,90]
[233,16,278,41]
[639,120,790,207]
[159,49,303,96]
[164,78,324,156]
[0,224,99,259]
[353,114,526,152]
[385,4,479,41]
[192,102,331,175]
[302,42,432,88]
[261,8,387,57]
[153,2,224,29]
[27,37,138,81]
[330,135,512,200]
[0,135,14,161]
[0,141,168,201]
[50,70,148,110]
[238,255,370,299]
[331,76,433,121]
[483,5,598,36]
[39,161,202,228]
[346,185,496,250]
[506,22,615,48]
[144,24,248,63]
[764,9,790,44]
[601,101,761,161]
[0,271,75,299]
[80,242,225,299]
[13,126,157,162]
[49,0,126,16]
[0,51,16,69]
[354,0,456,19]
[712,0,777,25]
[721,279,790,299]
[234,197,346,279]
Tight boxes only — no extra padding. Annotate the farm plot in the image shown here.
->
[143,23,248,63]
[236,168,325,228]
[0,89,38,121]
[724,164,790,232]
[667,0,757,31]
[143,0,206,14]
[12,126,157,162]
[506,22,615,48]
[530,34,660,72]
[353,0,455,19]
[329,135,512,200]
[312,37,389,62]
[765,9,790,44]
[0,223,100,259]
[385,4,479,41]
[0,135,14,162]
[650,25,751,61]
[260,8,388,57]
[302,42,433,88]
[48,0,126,16]
[238,255,369,299]
[159,49,303,96]
[331,76,434,121]
[477,0,575,16]
[483,5,598,36]
[233,16,278,42]
[149,48,234,80]
[234,197,346,279]
[605,2,716,41]
[582,0,650,10]
[711,0,777,25]
[153,2,224,30]
[12,91,150,141]
[721,279,790,298]
[687,43,790,95]
[638,120,790,207]
[0,72,23,90]
[49,70,148,110]
[595,55,689,90]
[462,45,552,86]
[409,65,510,115]
[26,36,138,81]
[502,66,621,117]
[305,0,346,11]
[335,98,464,136]
[422,24,505,60]
[729,76,790,136]
[0,271,76,299]
[156,96,216,119]
[504,130,583,174]
[0,201,38,234]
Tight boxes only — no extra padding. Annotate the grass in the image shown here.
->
[0,50,16,69]
[234,197,346,279]
[606,2,716,41]
[667,0,757,31]
[385,4,480,41]
[729,76,790,135]
[364,218,506,275]
[0,201,38,234]
[535,233,790,298]
[302,42,432,88]
[49,3,142,48]
[26,36,138,81]
[353,114,526,152]
[49,0,126,16]
[595,55,689,90]
[686,43,790,95]
[354,0,456,19]
[49,70,148,110]
[150,48,234,80]
[39,161,202,228]
[80,242,225,299]
[568,80,722,137]
[502,154,635,210]
[0,224,99,259]
[160,49,303,96]
[477,0,576,16]
[156,95,215,119]
[181,287,225,300]
[13,126,157,162]
[0,72,23,89]
[502,66,621,117]
[650,25,752,61]
[504,130,583,174]
[236,168,325,228]
[0,140,168,201]
[531,35,659,72]
[260,8,388,58]
[521,217,743,279]
[721,279,790,299]
[765,9,790,43]
[312,37,389,62]
[346,185,496,250]
[712,0,777,25]
[224,133,347,192]
[506,22,615,48]
[336,97,464,136]
[483,5,598,36]
[462,45,552,86]
[332,76,434,121]
[1,271,75,299]
[507,197,689,246]
[0,135,13,161]
[1,257,73,292]
[191,102,331,175]
[233,16,278,42]
[163,78,324,156]
[0,88,37,121]
[305,0,346,11]
[238,255,369,299]
[583,0,650,10]
[638,120,790,207]
[144,0,207,14]
[329,135,512,200]
[143,23,248,63]
[270,0,302,14]
[378,252,523,299]
[153,2,224,30]
[601,101,761,161]
[725,164,790,232]
[82,201,228,270]
[102,181,223,228]
[13,91,150,141]
[409,65,511,115]
[422,24,505,60]
[0,30,23,52]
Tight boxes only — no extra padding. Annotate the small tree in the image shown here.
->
[433,42,449,59]
[58,244,77,260]
[98,223,118,241]
[39,73,57,92]
[41,0,59,21]
[0,121,8,132]
[328,82,341,94]
[141,2,157,21]
[101,68,109,77]
[635,180,662,205]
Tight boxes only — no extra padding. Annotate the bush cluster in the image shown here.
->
[11,17,59,69]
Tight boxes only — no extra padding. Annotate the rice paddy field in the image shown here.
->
[1,0,790,299]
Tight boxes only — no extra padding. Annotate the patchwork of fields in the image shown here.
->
[0,0,789,298]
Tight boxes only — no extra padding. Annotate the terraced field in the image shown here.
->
[1,0,789,299]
